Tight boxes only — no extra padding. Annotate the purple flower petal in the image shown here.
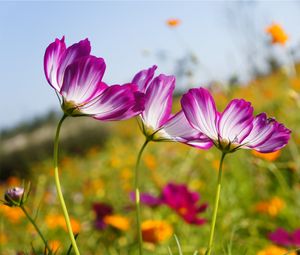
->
[57,38,91,88]
[218,99,254,144]
[114,84,145,119]
[251,121,291,153]
[83,84,142,120]
[44,37,66,91]
[181,88,219,141]
[161,111,213,149]
[269,228,292,247]
[60,56,106,105]
[132,65,157,92]
[142,74,175,130]
[130,192,162,207]
[242,113,276,149]
[92,202,113,230]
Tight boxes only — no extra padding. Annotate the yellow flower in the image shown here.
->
[166,18,181,28]
[255,197,285,217]
[257,245,296,255]
[120,168,132,180]
[103,214,130,231]
[252,150,281,161]
[266,23,289,45]
[141,220,173,244]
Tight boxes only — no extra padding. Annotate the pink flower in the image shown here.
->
[131,183,207,225]
[131,66,212,149]
[44,37,144,120]
[269,228,300,248]
[161,183,207,225]
[181,87,291,153]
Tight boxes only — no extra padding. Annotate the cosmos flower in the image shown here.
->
[131,183,207,225]
[45,213,81,234]
[44,37,144,120]
[4,187,24,207]
[0,205,24,223]
[268,228,300,248]
[161,183,207,225]
[131,66,212,149]
[256,245,295,255]
[103,215,130,231]
[181,87,291,153]
[141,220,173,244]
[130,192,162,207]
[166,18,181,27]
[92,202,113,230]
[266,23,289,46]
[255,197,285,217]
[252,150,281,161]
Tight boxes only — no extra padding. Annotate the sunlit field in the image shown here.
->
[1,5,300,255]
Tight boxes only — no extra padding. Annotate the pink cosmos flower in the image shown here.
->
[269,228,300,247]
[181,87,291,153]
[44,37,144,120]
[131,66,212,149]
[131,183,207,225]
[161,183,207,225]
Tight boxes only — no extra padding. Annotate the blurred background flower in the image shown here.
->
[256,245,295,255]
[266,23,289,45]
[268,228,300,248]
[141,220,173,244]
[166,18,181,28]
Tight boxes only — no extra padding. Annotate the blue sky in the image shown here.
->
[1,1,300,129]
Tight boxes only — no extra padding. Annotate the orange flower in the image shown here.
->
[257,245,296,255]
[49,240,61,251]
[6,176,21,186]
[68,218,81,234]
[290,78,300,92]
[166,18,181,28]
[141,220,173,244]
[103,214,130,231]
[0,233,7,245]
[45,214,81,233]
[266,23,288,45]
[0,205,24,222]
[144,154,157,170]
[252,150,281,161]
[255,197,285,217]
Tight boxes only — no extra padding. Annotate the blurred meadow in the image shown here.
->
[1,2,300,255]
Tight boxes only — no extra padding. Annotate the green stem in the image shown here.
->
[20,206,52,253]
[54,115,80,255]
[134,139,149,255]
[205,152,226,255]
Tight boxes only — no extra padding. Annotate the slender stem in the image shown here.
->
[134,139,149,255]
[54,115,80,255]
[205,152,226,255]
[20,206,52,253]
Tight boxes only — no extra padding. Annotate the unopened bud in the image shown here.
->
[4,187,25,206]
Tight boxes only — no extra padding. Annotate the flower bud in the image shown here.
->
[4,187,25,206]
